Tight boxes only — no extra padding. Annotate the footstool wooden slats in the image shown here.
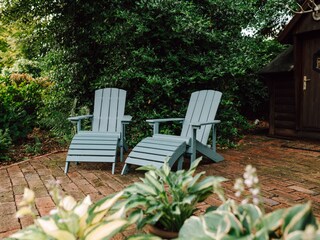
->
[121,137,186,175]
[65,133,118,174]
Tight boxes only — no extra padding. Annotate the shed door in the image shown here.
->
[301,36,320,130]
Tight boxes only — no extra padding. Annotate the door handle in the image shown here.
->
[303,76,310,91]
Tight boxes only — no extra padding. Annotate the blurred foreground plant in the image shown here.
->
[7,182,136,240]
[124,158,226,232]
[178,165,320,239]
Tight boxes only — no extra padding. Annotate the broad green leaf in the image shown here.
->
[35,218,59,234]
[254,228,270,240]
[16,206,34,218]
[162,160,170,176]
[222,211,245,237]
[88,191,124,225]
[182,195,197,205]
[144,172,163,192]
[60,196,77,211]
[127,234,162,240]
[186,172,205,188]
[134,182,157,195]
[7,227,47,240]
[285,231,304,240]
[46,230,76,240]
[189,157,202,174]
[238,204,262,230]
[105,206,125,221]
[189,176,215,193]
[18,188,35,206]
[74,195,92,218]
[137,165,157,172]
[204,212,231,235]
[84,219,127,240]
[179,216,212,239]
[258,208,285,232]
[283,202,317,237]
[93,191,123,213]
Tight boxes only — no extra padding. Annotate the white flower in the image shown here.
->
[243,172,249,179]
[253,197,259,205]
[250,188,260,196]
[241,199,249,205]
[245,165,253,172]
[235,191,241,197]
[234,178,244,191]
[244,178,253,188]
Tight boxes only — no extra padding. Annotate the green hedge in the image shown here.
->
[0,74,46,142]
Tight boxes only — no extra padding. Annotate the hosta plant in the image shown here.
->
[178,165,320,239]
[123,157,226,232]
[7,183,136,240]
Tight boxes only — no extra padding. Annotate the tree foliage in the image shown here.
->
[0,0,295,146]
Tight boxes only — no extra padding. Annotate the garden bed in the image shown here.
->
[1,128,68,167]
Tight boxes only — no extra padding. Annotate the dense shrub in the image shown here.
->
[1,0,288,146]
[0,74,47,142]
[0,129,12,160]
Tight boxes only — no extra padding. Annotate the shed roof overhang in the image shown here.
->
[260,46,294,75]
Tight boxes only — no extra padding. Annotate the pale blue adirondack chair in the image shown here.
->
[65,88,131,174]
[121,90,223,174]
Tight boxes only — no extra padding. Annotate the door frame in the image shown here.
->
[296,31,320,132]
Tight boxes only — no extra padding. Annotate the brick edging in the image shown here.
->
[0,150,67,170]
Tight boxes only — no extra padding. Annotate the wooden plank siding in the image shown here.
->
[270,74,297,137]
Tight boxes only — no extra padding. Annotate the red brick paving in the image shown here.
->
[1,134,320,238]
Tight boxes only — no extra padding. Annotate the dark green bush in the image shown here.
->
[1,0,286,147]
[0,74,46,142]
[0,128,12,160]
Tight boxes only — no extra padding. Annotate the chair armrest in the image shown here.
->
[121,115,132,124]
[67,115,93,133]
[146,118,184,135]
[67,115,93,122]
[191,120,221,129]
[146,118,185,123]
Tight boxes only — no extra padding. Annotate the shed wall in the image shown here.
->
[267,73,296,137]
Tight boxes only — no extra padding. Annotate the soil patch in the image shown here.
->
[1,128,68,167]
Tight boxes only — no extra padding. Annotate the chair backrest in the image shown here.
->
[181,90,222,144]
[92,88,126,132]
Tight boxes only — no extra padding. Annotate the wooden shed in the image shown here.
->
[261,0,320,139]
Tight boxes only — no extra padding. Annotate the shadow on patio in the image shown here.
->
[1,133,320,238]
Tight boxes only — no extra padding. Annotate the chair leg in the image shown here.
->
[112,163,116,175]
[120,146,124,162]
[121,163,130,175]
[64,162,70,174]
[178,156,184,170]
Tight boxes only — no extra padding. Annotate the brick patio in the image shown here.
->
[1,134,320,238]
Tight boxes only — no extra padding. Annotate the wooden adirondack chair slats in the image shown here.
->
[92,88,126,132]
[123,137,186,173]
[65,88,130,174]
[121,90,223,175]
[66,156,117,163]
[182,90,222,144]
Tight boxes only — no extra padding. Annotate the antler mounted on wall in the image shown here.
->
[287,0,320,21]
